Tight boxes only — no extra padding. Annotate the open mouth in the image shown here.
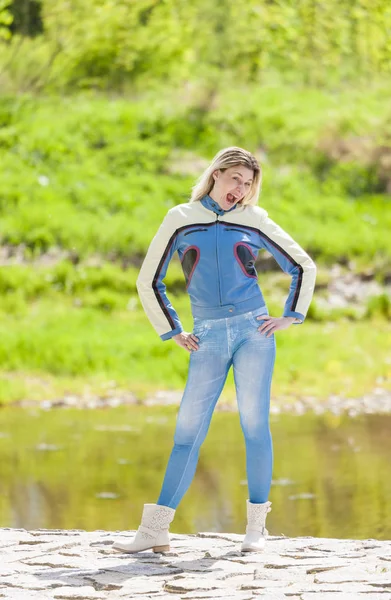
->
[226,193,239,205]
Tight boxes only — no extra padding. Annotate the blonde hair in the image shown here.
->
[189,146,262,206]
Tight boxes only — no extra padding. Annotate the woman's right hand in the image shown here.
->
[172,332,199,352]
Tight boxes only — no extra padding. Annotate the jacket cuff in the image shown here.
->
[283,310,305,324]
[160,325,183,341]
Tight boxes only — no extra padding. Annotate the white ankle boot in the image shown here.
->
[241,499,272,552]
[113,503,176,553]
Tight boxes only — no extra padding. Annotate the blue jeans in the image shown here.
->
[157,307,276,509]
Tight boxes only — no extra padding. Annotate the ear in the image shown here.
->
[212,169,220,181]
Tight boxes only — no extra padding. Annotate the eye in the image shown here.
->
[245,182,251,187]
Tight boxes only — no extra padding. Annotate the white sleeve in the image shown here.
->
[136,210,183,340]
[258,215,316,322]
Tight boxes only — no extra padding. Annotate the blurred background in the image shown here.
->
[0,0,390,540]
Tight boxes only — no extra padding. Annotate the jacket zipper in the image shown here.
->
[184,228,208,236]
[215,215,222,305]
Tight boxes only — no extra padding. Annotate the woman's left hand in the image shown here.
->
[256,315,296,337]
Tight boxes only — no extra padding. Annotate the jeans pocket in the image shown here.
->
[192,323,209,340]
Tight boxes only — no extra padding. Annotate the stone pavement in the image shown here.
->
[1,528,390,599]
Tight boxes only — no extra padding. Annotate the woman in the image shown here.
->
[114,146,316,554]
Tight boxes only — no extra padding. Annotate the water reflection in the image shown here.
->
[0,406,389,540]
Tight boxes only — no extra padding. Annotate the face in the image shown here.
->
[210,165,254,211]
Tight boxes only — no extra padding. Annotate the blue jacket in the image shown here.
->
[137,194,316,340]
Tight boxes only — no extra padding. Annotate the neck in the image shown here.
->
[208,190,223,210]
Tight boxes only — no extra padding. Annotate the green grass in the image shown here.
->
[0,87,391,267]
[0,294,389,406]
[0,84,390,405]
[0,260,389,406]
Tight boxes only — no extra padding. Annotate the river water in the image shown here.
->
[0,405,389,540]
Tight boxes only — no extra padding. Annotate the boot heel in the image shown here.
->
[153,545,170,553]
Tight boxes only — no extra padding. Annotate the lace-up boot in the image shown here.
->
[241,500,272,552]
[113,503,175,553]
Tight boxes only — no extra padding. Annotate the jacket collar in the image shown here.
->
[200,194,238,216]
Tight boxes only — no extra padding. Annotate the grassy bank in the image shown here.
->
[0,294,390,406]
[1,84,390,406]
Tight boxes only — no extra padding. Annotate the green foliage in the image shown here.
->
[1,0,391,91]
[0,262,140,300]
[305,300,363,323]
[9,0,43,36]
[365,294,391,319]
[0,0,13,40]
[38,0,187,90]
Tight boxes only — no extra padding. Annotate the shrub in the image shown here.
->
[365,294,391,320]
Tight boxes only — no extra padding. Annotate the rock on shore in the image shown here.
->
[1,528,391,599]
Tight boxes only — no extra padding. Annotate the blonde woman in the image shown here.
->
[114,147,316,554]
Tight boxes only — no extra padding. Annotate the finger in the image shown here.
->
[259,323,275,334]
[261,325,276,337]
[185,337,199,351]
[258,321,274,332]
[257,316,275,329]
[257,316,273,323]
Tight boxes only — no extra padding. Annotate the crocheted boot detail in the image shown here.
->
[241,500,272,552]
[142,503,176,530]
[112,503,175,554]
[245,500,272,534]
